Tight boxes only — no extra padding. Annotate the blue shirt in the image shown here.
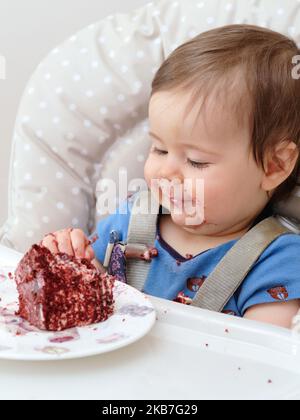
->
[90,192,300,317]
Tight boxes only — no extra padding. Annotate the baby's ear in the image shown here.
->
[261,140,299,193]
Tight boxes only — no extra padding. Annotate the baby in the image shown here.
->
[41,24,300,329]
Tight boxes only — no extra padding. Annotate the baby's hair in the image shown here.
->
[150,24,300,206]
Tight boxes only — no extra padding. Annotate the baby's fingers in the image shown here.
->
[55,229,74,256]
[41,233,59,254]
[84,245,95,261]
[70,229,89,258]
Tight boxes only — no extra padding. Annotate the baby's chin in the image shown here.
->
[171,212,207,229]
[151,188,205,227]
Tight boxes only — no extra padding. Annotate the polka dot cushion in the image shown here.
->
[1,0,300,252]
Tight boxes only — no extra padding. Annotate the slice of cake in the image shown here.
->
[14,244,116,331]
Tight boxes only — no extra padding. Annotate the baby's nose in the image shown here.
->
[158,159,183,183]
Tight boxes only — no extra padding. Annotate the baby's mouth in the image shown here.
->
[160,192,206,225]
[167,194,196,210]
[170,197,181,207]
[155,182,197,208]
[169,189,193,204]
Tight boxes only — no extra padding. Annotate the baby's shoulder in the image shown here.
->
[236,232,300,315]
[261,232,300,258]
[244,232,300,277]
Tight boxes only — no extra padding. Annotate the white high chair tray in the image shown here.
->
[0,244,300,400]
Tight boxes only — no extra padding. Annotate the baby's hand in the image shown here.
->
[40,228,106,273]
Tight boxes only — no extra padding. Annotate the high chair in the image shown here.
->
[1,0,300,325]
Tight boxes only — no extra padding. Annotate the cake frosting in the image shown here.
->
[14,244,115,331]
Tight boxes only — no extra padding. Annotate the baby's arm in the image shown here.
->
[243,299,300,329]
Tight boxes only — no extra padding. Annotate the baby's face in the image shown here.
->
[144,90,269,238]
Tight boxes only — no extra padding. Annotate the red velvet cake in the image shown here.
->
[14,244,116,331]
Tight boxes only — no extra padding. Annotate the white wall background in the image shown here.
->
[0,0,150,227]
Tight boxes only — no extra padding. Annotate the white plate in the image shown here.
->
[0,256,156,361]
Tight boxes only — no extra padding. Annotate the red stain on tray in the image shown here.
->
[0,306,40,336]
[49,336,76,344]
[48,328,80,343]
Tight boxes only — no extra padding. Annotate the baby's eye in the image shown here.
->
[187,159,210,170]
[151,147,168,156]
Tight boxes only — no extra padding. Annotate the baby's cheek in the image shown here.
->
[144,156,159,185]
[143,157,152,185]
[201,174,230,209]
